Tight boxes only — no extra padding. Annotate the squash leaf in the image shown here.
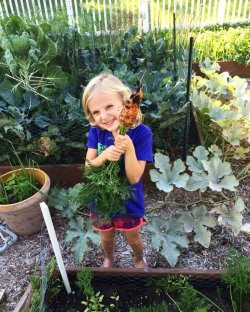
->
[49,184,83,219]
[186,145,209,173]
[179,205,216,248]
[202,157,239,191]
[150,153,189,193]
[211,197,246,236]
[65,217,99,263]
[147,217,189,267]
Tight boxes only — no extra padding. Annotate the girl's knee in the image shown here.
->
[124,230,141,245]
[101,229,116,242]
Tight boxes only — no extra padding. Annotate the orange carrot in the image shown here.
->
[119,83,143,128]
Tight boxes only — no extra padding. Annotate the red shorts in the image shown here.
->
[90,212,147,232]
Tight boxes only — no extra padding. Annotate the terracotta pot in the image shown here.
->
[0,168,50,236]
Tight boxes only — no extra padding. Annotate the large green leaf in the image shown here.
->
[186,145,209,173]
[2,15,26,35]
[42,66,68,88]
[184,172,209,192]
[3,49,18,75]
[0,79,23,105]
[39,37,57,63]
[65,217,99,263]
[147,217,189,267]
[179,205,216,248]
[150,153,189,193]
[0,114,25,141]
[202,157,239,191]
[49,184,83,219]
[211,197,246,236]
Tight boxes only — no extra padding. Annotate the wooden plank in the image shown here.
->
[132,0,135,24]
[97,0,101,31]
[201,0,206,26]
[161,0,166,28]
[243,0,248,19]
[225,0,231,22]
[48,0,54,19]
[218,0,226,24]
[25,0,32,19]
[206,0,212,24]
[212,0,218,23]
[8,0,15,14]
[156,0,159,28]
[74,0,80,31]
[37,0,44,20]
[196,0,201,24]
[108,0,112,31]
[167,0,172,27]
[13,284,32,312]
[3,0,9,16]
[238,0,243,18]
[19,0,26,16]
[0,4,4,19]
[232,0,237,20]
[43,0,49,20]
[184,0,189,25]
[65,266,227,280]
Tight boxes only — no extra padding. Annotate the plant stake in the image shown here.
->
[40,202,71,294]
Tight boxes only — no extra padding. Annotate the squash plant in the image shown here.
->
[190,58,250,160]
[148,144,248,267]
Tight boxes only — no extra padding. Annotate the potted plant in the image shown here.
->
[0,144,50,236]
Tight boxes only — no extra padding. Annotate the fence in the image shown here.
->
[0,0,249,33]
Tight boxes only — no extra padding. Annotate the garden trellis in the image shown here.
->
[0,0,249,33]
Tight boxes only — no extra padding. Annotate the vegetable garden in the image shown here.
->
[0,5,249,312]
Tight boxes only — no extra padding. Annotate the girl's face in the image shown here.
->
[88,91,123,134]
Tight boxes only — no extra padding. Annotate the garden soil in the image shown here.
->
[0,161,249,311]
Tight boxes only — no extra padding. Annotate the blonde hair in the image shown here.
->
[82,73,142,126]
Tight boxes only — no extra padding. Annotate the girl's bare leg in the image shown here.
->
[100,228,116,267]
[124,228,146,268]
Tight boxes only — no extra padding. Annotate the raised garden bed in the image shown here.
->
[192,61,250,78]
[14,267,231,312]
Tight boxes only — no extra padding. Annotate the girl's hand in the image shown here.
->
[114,134,133,153]
[102,145,124,162]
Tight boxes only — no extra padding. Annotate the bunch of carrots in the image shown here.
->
[76,82,143,219]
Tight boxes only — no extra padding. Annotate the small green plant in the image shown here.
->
[148,275,215,312]
[76,268,94,297]
[222,248,250,312]
[0,169,38,204]
[76,268,119,312]
[24,257,62,312]
[0,141,39,204]
[129,302,168,312]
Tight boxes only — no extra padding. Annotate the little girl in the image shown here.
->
[82,73,153,268]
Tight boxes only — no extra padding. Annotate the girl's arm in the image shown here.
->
[115,135,146,184]
[85,146,124,167]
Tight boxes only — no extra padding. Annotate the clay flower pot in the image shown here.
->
[0,168,50,236]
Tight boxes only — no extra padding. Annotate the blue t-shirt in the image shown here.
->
[87,124,153,217]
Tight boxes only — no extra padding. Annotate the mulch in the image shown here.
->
[0,164,249,312]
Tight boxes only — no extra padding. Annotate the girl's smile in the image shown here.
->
[88,92,123,134]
